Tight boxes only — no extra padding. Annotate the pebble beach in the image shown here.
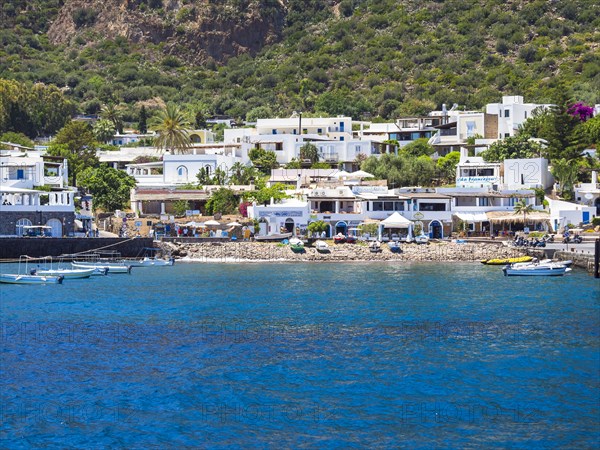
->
[160,240,526,263]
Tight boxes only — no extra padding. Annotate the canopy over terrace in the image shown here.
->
[486,210,551,233]
[378,212,413,240]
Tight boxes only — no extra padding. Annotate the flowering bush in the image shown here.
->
[568,102,594,122]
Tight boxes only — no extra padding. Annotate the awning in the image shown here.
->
[486,210,551,223]
[453,212,489,222]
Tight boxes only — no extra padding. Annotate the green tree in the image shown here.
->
[172,200,190,216]
[138,105,148,134]
[551,158,578,200]
[399,138,434,158]
[78,164,136,212]
[248,147,279,174]
[481,134,544,162]
[47,121,99,186]
[153,103,192,154]
[92,119,116,143]
[299,143,320,164]
[436,151,460,184]
[285,159,303,169]
[229,162,258,185]
[0,132,34,149]
[205,188,239,215]
[246,182,289,205]
[100,103,124,134]
[307,220,328,236]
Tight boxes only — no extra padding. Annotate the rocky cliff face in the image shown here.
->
[48,0,286,64]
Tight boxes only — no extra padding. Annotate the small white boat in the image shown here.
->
[71,261,132,274]
[315,240,330,253]
[502,263,570,276]
[289,237,305,252]
[121,248,174,267]
[0,273,64,284]
[414,234,430,244]
[35,267,96,279]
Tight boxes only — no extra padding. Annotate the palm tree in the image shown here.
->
[92,119,116,143]
[513,199,534,227]
[153,104,192,154]
[100,103,124,134]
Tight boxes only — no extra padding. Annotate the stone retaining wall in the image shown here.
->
[160,241,526,263]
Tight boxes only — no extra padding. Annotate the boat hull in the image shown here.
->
[71,262,132,274]
[121,258,174,267]
[36,268,95,279]
[502,265,568,276]
[0,274,64,284]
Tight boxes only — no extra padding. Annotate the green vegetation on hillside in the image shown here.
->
[0,0,598,125]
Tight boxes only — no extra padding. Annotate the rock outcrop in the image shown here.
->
[48,0,286,64]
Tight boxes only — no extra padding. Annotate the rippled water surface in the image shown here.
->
[1,262,599,448]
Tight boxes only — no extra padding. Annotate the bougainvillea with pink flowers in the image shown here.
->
[568,102,594,122]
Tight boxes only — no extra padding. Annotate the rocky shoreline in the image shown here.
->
[159,240,526,263]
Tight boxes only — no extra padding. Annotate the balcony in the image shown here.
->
[323,153,339,162]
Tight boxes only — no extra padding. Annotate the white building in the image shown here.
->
[0,150,75,236]
[574,170,600,217]
[486,95,553,139]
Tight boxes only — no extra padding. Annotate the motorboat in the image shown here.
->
[70,252,132,274]
[315,240,330,253]
[388,241,401,253]
[33,256,97,279]
[345,235,357,244]
[333,233,346,244]
[121,248,175,267]
[72,261,132,274]
[0,273,64,284]
[502,262,571,276]
[414,234,430,245]
[289,237,305,252]
[369,241,382,253]
[0,256,64,284]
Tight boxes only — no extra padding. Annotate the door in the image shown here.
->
[46,218,62,237]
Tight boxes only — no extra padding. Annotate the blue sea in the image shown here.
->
[0,262,599,449]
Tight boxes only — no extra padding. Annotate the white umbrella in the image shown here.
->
[227,221,242,227]
[349,170,374,179]
[203,220,221,226]
[333,170,351,179]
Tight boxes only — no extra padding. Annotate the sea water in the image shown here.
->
[0,262,598,448]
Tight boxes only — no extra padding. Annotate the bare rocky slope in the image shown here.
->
[48,0,286,64]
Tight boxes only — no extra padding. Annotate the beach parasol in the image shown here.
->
[203,220,221,226]
[349,170,374,179]
[227,221,242,227]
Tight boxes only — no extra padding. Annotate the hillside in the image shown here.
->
[1,0,599,124]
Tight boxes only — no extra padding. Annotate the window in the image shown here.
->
[504,110,510,118]
[340,137,344,141]
[466,121,476,137]
[340,122,345,132]
[505,133,510,138]
[204,165,212,175]
[275,143,283,151]
[394,202,404,211]
[373,201,383,211]
[478,197,490,207]
[507,197,517,206]
[524,111,528,119]
[176,166,188,180]
[419,202,446,211]
[317,128,322,134]
[17,169,24,179]
[272,129,277,134]
[384,202,394,211]
[16,218,32,236]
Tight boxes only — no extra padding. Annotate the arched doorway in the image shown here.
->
[46,218,62,237]
[429,220,443,239]
[16,218,32,236]
[335,221,347,235]
[595,197,600,215]
[284,218,295,233]
[176,165,188,182]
